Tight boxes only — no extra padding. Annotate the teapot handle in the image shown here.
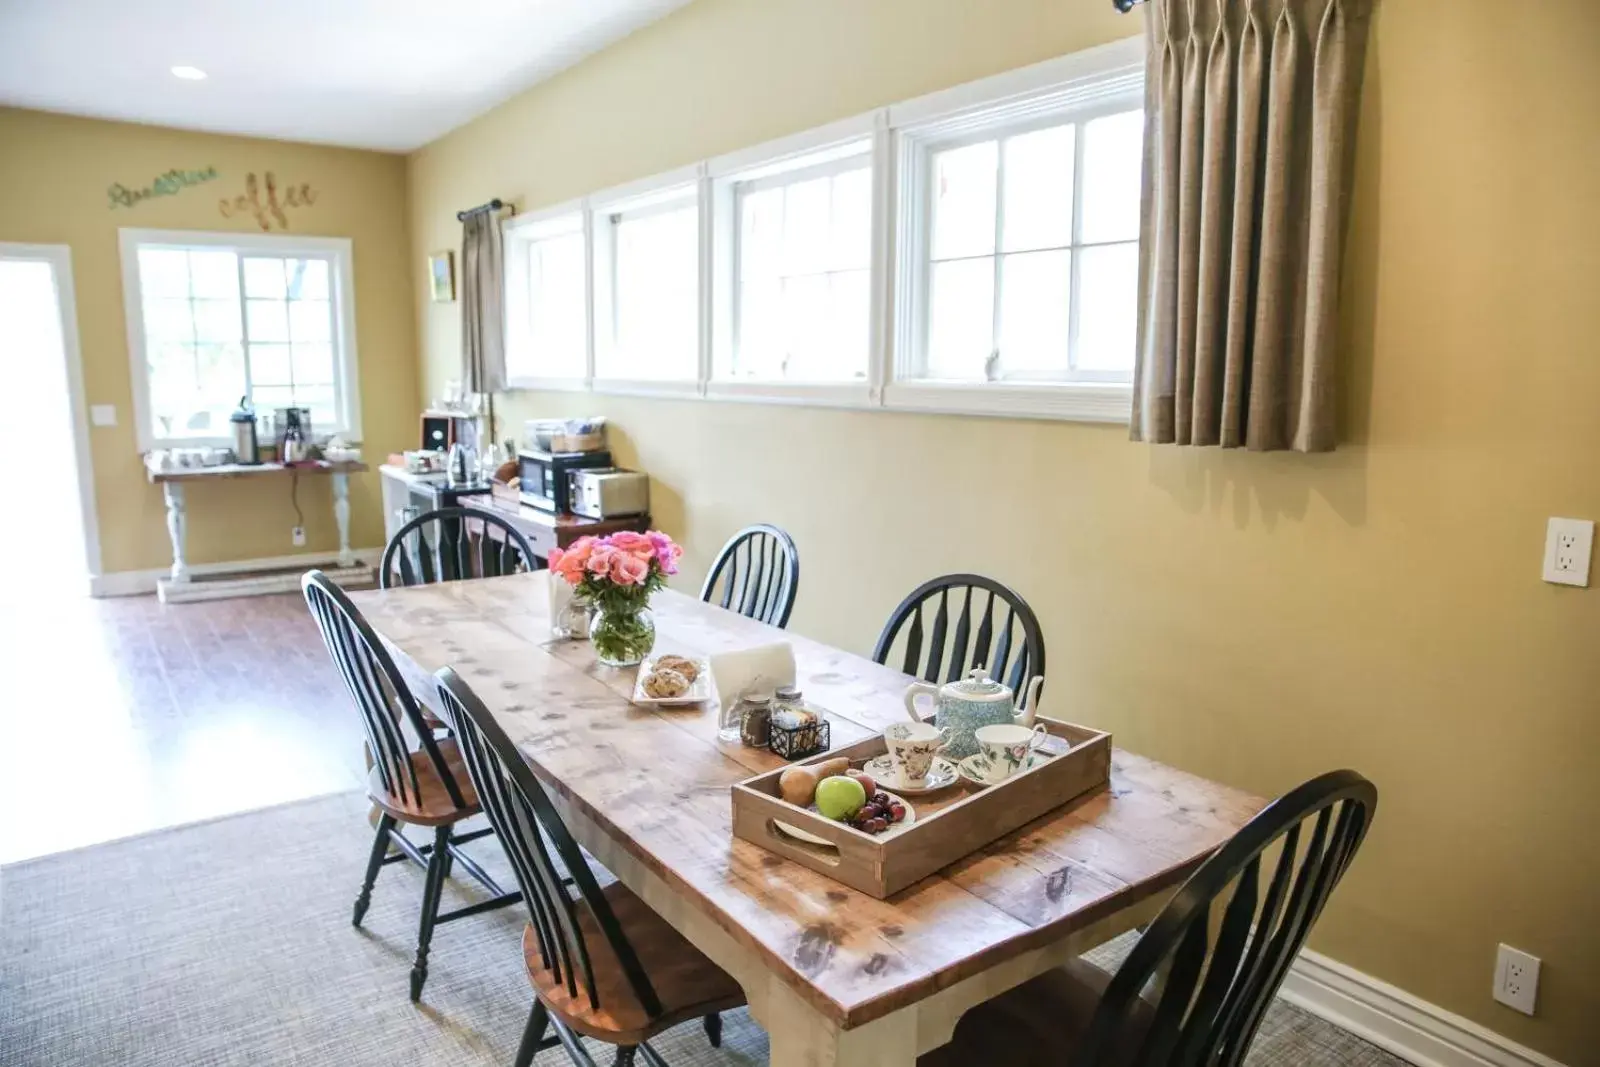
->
[903,682,938,723]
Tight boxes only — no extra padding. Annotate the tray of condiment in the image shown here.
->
[631,654,713,706]
[731,716,1110,898]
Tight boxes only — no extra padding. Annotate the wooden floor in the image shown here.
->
[0,591,367,863]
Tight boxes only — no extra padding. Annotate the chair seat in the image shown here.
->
[523,881,745,1045]
[366,737,480,827]
[919,958,1154,1067]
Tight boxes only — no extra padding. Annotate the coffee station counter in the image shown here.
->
[460,494,650,563]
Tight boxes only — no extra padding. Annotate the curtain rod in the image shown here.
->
[456,198,509,222]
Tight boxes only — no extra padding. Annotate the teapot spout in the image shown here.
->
[1015,675,1044,726]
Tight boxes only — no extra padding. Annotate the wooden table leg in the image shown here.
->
[163,481,188,583]
[764,983,918,1067]
[332,472,354,567]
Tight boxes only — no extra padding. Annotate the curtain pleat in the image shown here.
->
[1130,0,1372,452]
[460,211,507,396]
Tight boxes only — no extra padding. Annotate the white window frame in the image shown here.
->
[118,228,361,453]
[494,35,1143,425]
[705,110,890,410]
[589,164,705,398]
[887,35,1145,423]
[503,200,591,391]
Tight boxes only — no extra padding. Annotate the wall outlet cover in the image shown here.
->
[1542,517,1594,587]
[291,526,306,547]
[1493,944,1540,1015]
[90,404,117,427]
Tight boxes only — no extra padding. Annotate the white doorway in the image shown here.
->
[0,244,100,596]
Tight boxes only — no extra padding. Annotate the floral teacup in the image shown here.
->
[882,721,950,784]
[971,723,1048,784]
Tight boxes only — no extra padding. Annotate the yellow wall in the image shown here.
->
[0,108,418,575]
[407,0,1600,1059]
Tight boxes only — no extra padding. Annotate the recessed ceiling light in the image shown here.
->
[170,66,207,81]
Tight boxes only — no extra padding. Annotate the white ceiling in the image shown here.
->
[0,0,694,152]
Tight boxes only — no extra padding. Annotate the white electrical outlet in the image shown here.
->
[1494,944,1540,1015]
[292,525,306,547]
[89,404,117,427]
[1542,517,1593,587]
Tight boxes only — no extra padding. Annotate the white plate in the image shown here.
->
[774,790,916,845]
[860,755,959,796]
[630,656,714,706]
[956,752,1044,788]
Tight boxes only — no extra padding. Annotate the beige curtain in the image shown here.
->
[1130,0,1373,451]
[460,209,507,395]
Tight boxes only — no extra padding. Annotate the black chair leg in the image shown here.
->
[410,825,451,1001]
[353,814,396,927]
[513,1001,549,1067]
[613,1047,637,1067]
[702,1012,722,1048]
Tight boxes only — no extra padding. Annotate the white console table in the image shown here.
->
[145,460,373,603]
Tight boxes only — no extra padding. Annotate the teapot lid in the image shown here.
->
[947,667,1009,699]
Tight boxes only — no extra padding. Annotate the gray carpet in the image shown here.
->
[0,792,1408,1066]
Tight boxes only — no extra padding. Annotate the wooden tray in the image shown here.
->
[731,716,1110,898]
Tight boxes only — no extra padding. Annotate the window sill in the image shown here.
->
[504,375,590,393]
[881,380,1132,424]
[704,379,876,410]
[591,377,702,399]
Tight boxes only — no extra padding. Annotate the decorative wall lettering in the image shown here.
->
[107,166,219,209]
[218,172,318,231]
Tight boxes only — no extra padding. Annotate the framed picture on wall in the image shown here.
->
[428,250,455,302]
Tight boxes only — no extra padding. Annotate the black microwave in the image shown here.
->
[518,449,612,513]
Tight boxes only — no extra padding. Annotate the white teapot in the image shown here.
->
[903,667,1043,760]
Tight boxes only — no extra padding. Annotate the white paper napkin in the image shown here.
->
[710,642,796,709]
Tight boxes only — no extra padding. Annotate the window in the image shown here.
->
[496,36,1143,422]
[505,207,588,385]
[889,44,1145,420]
[119,230,358,451]
[592,178,700,385]
[716,137,876,386]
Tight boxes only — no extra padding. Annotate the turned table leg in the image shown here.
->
[163,482,189,583]
[332,472,354,567]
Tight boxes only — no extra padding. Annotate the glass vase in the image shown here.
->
[589,602,656,667]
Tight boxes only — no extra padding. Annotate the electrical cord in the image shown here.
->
[290,470,304,527]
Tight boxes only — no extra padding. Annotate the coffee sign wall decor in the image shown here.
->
[218,171,319,231]
[107,165,219,210]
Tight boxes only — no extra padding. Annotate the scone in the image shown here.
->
[652,655,699,683]
[642,667,690,699]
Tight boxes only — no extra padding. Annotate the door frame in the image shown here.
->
[0,243,103,592]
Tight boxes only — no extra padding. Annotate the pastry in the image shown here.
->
[642,667,690,699]
[652,654,699,682]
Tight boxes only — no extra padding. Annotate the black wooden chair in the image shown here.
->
[301,570,520,1001]
[921,770,1379,1067]
[381,505,542,589]
[873,574,1046,695]
[700,523,800,628]
[434,667,746,1067]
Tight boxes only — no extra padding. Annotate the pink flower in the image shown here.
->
[548,537,595,585]
[646,531,682,575]
[585,544,618,578]
[611,552,649,586]
[607,531,655,560]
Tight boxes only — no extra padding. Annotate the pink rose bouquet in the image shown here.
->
[547,530,682,666]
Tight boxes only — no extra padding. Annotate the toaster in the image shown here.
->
[568,469,650,520]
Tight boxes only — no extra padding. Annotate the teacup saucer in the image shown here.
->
[956,752,1042,788]
[861,755,958,796]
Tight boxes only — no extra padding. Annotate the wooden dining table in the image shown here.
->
[351,574,1264,1067]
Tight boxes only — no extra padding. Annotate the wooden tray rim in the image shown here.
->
[732,715,1111,850]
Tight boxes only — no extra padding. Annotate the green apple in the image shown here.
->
[814,775,867,821]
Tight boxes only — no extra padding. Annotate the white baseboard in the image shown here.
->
[93,546,385,598]
[1282,949,1567,1067]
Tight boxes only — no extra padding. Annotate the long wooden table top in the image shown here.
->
[352,575,1263,1029]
